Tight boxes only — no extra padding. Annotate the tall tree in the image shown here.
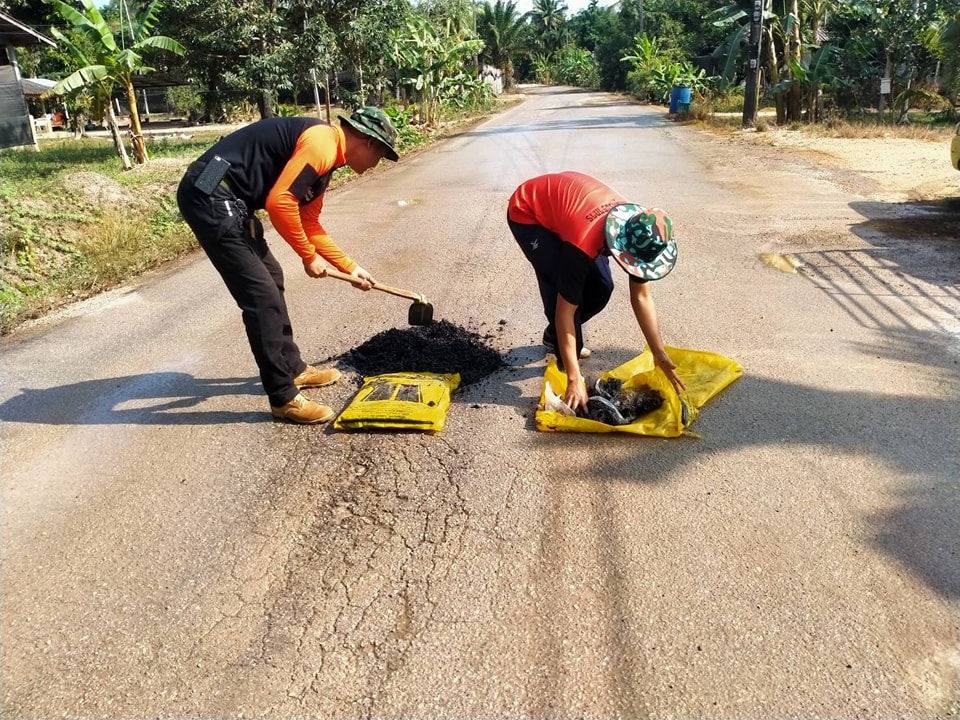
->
[593,0,642,90]
[158,0,258,122]
[50,0,184,167]
[324,0,409,106]
[786,0,803,120]
[477,0,527,88]
[922,5,960,99]
[418,0,478,40]
[801,0,841,121]
[567,0,606,52]
[0,0,51,30]
[529,0,568,53]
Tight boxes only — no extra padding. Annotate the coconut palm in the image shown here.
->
[477,0,527,89]
[529,0,568,53]
[50,0,184,167]
[921,8,960,100]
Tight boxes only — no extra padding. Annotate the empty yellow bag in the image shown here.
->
[334,372,461,432]
[536,346,742,437]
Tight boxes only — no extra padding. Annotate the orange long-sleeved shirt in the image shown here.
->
[197,117,356,272]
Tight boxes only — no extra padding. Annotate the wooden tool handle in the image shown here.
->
[324,268,425,302]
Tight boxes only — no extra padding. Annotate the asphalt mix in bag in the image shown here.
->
[340,319,506,386]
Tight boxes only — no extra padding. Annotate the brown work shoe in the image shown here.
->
[270,393,334,424]
[294,365,341,388]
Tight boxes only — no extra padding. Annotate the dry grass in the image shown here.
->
[702,112,955,142]
[74,207,195,290]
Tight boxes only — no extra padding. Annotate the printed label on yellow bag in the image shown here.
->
[535,346,742,437]
[334,372,461,432]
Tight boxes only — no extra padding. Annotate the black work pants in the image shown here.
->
[508,218,614,356]
[177,166,305,407]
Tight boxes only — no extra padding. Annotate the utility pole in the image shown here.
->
[742,0,764,127]
[472,0,479,74]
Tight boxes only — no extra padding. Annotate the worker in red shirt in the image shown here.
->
[177,107,399,424]
[507,171,685,413]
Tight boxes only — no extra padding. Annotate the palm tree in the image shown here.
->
[50,0,184,167]
[921,7,960,99]
[786,0,803,121]
[529,0,568,53]
[802,0,839,122]
[478,0,527,89]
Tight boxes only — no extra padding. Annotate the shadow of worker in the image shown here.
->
[0,372,267,426]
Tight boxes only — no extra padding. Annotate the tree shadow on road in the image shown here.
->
[455,110,664,139]
[844,198,960,285]
[0,372,267,425]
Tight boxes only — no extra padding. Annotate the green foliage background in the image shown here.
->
[2,0,959,333]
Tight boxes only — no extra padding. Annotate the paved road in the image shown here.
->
[2,87,958,718]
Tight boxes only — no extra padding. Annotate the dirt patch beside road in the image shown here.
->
[679,121,960,347]
[687,122,960,253]
[696,124,959,203]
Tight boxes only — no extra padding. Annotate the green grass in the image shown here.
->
[0,130,256,332]
[0,134,218,333]
[0,103,502,335]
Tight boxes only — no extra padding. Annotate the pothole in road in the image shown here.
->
[865,200,960,242]
[338,319,507,386]
[758,252,804,274]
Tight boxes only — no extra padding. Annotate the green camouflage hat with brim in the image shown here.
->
[604,204,677,281]
[339,106,399,161]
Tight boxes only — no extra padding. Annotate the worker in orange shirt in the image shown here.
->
[507,171,685,414]
[177,107,399,424]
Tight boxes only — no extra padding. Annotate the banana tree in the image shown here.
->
[774,43,850,120]
[392,14,484,125]
[51,0,184,167]
[709,1,786,121]
[620,32,666,74]
[49,27,132,168]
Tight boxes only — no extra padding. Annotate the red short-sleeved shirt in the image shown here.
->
[507,171,625,258]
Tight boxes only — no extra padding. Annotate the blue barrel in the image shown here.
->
[669,85,692,113]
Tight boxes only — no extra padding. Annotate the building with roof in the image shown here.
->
[0,9,56,150]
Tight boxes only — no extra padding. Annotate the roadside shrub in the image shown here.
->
[710,87,745,113]
[165,86,202,120]
[625,68,658,102]
[552,46,601,89]
[688,103,712,122]
[273,103,295,117]
[223,99,259,123]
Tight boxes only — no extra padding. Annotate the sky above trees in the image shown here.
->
[514,0,618,16]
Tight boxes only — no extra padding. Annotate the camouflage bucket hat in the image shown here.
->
[604,204,677,281]
[340,106,399,161]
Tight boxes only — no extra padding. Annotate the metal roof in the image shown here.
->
[0,10,56,47]
[131,73,189,89]
[21,77,57,96]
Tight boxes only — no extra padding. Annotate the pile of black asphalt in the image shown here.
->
[340,319,506,387]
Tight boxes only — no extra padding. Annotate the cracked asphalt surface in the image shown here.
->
[2,86,958,718]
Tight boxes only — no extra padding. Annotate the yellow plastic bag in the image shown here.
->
[334,372,461,432]
[535,346,742,437]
